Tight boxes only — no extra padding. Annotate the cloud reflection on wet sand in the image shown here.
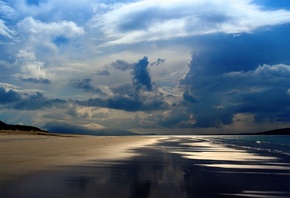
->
[170,138,290,171]
[1,136,290,197]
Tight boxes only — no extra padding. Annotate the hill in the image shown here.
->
[43,122,138,136]
[254,128,290,135]
[0,120,138,136]
[0,120,45,132]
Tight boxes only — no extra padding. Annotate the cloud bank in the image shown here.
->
[1,0,290,134]
[93,0,290,45]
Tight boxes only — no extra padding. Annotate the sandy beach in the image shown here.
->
[0,131,159,183]
[1,133,290,197]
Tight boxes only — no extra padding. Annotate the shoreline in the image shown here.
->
[0,132,160,183]
[1,134,290,197]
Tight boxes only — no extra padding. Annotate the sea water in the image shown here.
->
[210,135,290,156]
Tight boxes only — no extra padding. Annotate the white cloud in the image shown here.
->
[90,0,290,45]
[15,17,86,61]
[0,1,18,19]
[0,19,15,39]
[224,64,290,79]
[15,49,48,79]
[17,17,84,38]
[0,82,19,90]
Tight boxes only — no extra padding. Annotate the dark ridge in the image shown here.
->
[254,128,290,135]
[214,128,290,135]
[0,120,46,132]
[43,121,139,136]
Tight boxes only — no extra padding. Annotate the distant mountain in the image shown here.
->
[0,120,45,132]
[4,119,288,136]
[43,122,139,136]
[231,128,290,135]
[254,128,290,135]
[0,120,138,136]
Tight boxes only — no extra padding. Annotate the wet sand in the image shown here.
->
[1,134,290,197]
[0,132,159,182]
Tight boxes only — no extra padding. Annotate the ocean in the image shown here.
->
[1,135,290,198]
[210,135,290,156]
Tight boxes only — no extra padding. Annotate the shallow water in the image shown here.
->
[1,135,290,198]
[211,135,290,156]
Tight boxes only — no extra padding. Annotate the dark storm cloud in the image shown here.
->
[79,90,165,112]
[176,24,290,128]
[70,78,103,94]
[233,89,290,114]
[20,77,52,84]
[150,58,165,66]
[110,59,132,71]
[181,24,290,80]
[0,87,66,110]
[110,58,163,71]
[191,63,290,127]
[96,69,110,76]
[78,93,143,112]
[77,56,167,112]
[183,90,199,104]
[159,109,194,128]
[107,94,141,111]
[110,83,135,96]
[0,87,21,104]
[71,78,93,91]
[107,92,165,112]
[132,56,152,91]
[13,92,66,110]
[183,26,290,74]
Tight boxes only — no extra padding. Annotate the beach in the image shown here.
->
[0,132,159,183]
[1,133,290,197]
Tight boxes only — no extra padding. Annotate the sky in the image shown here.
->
[1,0,290,134]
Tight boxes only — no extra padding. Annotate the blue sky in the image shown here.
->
[1,0,290,134]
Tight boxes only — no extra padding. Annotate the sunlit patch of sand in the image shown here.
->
[200,163,290,170]
[169,137,290,171]
[0,134,161,182]
[173,140,277,161]
[223,190,290,198]
[173,150,277,161]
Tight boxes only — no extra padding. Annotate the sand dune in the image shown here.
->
[0,132,159,182]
